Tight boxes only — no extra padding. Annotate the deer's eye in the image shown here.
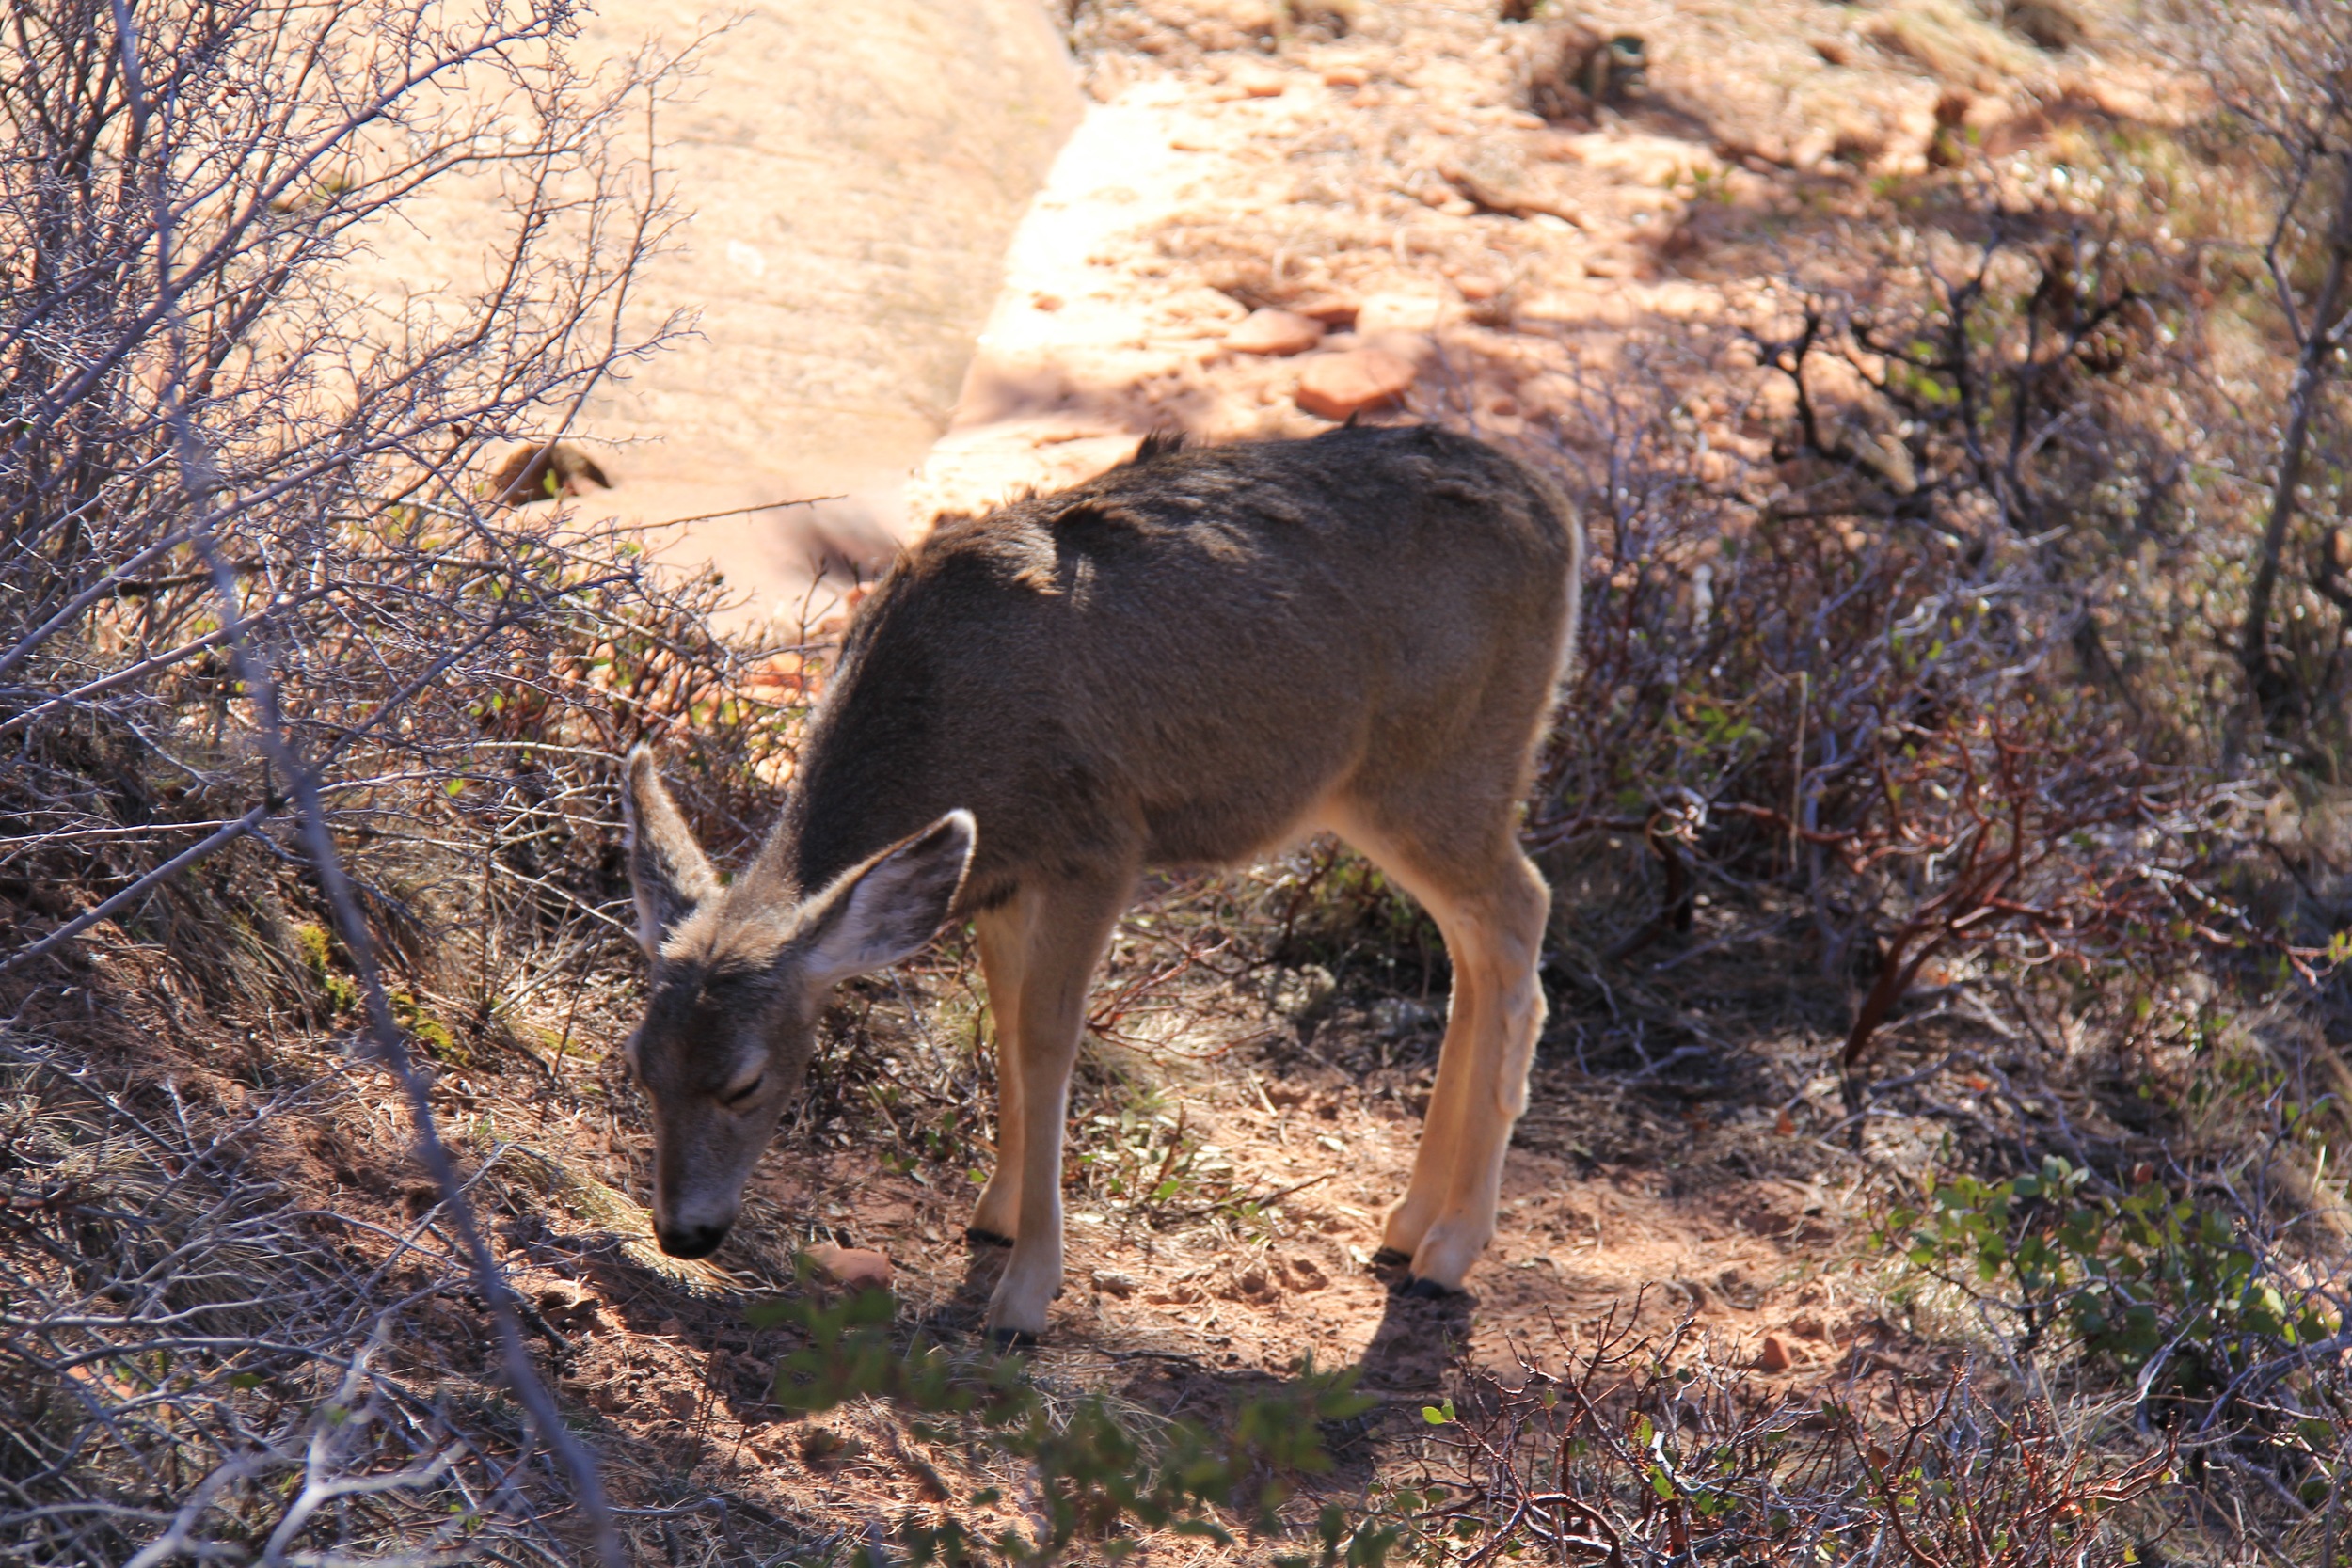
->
[719,1072,765,1107]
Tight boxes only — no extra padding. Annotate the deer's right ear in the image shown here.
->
[622,747,718,959]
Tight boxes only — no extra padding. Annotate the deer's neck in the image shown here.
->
[750,630,946,901]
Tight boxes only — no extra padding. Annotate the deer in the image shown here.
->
[619,423,1582,1342]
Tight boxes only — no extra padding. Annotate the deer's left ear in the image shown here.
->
[791,811,976,988]
[622,747,719,959]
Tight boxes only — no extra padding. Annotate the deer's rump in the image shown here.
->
[780,424,1581,904]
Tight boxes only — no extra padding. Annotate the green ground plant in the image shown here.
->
[1886,1155,2342,1386]
[751,1285,1393,1567]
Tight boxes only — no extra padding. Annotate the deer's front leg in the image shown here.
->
[985,874,1128,1342]
[968,899,1030,1244]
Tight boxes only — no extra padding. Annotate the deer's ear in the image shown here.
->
[622,747,718,958]
[792,811,975,988]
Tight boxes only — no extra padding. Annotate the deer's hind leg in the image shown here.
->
[1327,797,1550,1294]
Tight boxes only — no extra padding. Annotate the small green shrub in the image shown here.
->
[1884,1155,2340,1386]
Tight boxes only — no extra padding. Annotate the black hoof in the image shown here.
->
[988,1327,1039,1351]
[964,1226,1014,1248]
[1370,1247,1412,1269]
[1395,1275,1465,1301]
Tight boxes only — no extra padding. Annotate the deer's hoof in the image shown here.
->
[1395,1275,1467,1301]
[964,1226,1014,1248]
[1370,1247,1412,1269]
[988,1326,1040,1351]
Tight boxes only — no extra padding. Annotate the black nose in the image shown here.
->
[657,1223,728,1259]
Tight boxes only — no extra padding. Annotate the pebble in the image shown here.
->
[807,1243,895,1293]
[1231,66,1287,98]
[1295,349,1416,420]
[1225,308,1325,356]
[1755,1332,1800,1372]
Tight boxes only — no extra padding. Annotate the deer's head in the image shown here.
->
[618,748,973,1259]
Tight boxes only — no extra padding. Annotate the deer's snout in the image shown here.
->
[651,1150,742,1259]
[656,1218,731,1259]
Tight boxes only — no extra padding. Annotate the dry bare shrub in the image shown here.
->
[1443,115,2327,1086]
[1396,1317,2173,1568]
[0,2,831,1562]
[0,0,818,1006]
[2193,1,2352,754]
[0,1044,583,1567]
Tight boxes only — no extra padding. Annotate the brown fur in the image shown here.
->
[624,424,1582,1338]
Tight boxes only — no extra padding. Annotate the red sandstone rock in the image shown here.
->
[1295,348,1416,420]
[1225,308,1324,356]
[1231,65,1287,98]
[807,1243,894,1293]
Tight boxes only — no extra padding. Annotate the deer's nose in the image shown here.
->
[657,1221,729,1259]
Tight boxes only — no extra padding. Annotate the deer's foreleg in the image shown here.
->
[984,874,1129,1341]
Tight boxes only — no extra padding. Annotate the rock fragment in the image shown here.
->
[1228,64,1287,98]
[807,1243,895,1293]
[1295,349,1415,420]
[1441,146,1581,224]
[1297,297,1361,328]
[1225,308,1325,356]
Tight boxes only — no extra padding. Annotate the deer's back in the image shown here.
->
[776,425,1579,905]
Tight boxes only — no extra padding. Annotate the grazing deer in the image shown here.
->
[621,424,1581,1341]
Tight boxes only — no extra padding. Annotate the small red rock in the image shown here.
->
[1755,1332,1799,1372]
[1296,348,1416,420]
[1298,298,1361,328]
[1225,308,1324,356]
[807,1243,894,1293]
